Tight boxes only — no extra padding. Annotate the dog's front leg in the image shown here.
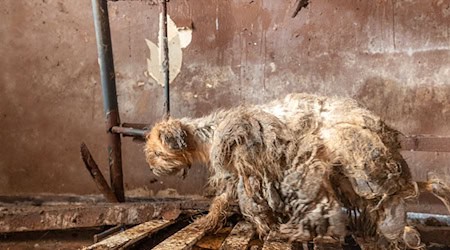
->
[194,175,236,232]
[194,191,231,232]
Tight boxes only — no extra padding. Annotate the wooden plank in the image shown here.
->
[0,198,210,233]
[262,239,292,250]
[83,219,173,250]
[312,237,343,250]
[261,232,292,250]
[262,235,343,250]
[152,221,207,250]
[220,221,255,250]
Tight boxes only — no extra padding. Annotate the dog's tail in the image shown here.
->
[417,173,450,213]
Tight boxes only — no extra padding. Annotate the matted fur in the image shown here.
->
[144,93,450,249]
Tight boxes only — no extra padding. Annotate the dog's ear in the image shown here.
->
[158,119,188,150]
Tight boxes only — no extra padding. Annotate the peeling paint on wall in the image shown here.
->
[145,14,192,86]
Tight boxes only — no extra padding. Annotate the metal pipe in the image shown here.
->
[343,208,450,227]
[91,0,124,202]
[407,212,450,227]
[122,123,150,130]
[160,0,170,118]
[111,126,148,138]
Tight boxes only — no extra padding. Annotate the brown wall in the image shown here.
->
[1,1,450,208]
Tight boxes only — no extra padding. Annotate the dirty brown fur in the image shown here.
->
[209,108,347,242]
[144,93,450,249]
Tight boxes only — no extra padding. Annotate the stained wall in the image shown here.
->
[1,0,449,212]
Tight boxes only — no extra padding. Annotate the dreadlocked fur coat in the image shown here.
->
[144,93,450,249]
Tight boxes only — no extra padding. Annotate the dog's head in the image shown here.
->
[144,119,193,177]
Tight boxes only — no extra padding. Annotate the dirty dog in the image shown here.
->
[144,93,450,249]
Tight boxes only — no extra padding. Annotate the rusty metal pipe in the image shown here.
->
[121,123,149,130]
[91,0,124,202]
[160,0,170,118]
[111,126,148,138]
[344,209,450,227]
[407,212,450,227]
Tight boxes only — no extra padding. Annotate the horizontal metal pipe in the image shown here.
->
[121,123,150,130]
[343,207,450,227]
[407,212,450,227]
[111,126,148,138]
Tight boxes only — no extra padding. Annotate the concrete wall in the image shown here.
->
[1,1,449,208]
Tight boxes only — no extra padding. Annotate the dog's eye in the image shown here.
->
[154,151,162,157]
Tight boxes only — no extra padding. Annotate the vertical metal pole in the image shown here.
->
[160,0,170,119]
[91,0,124,202]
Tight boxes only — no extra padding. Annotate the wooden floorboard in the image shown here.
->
[262,239,292,250]
[0,198,211,233]
[152,221,207,250]
[219,221,255,250]
[83,220,174,250]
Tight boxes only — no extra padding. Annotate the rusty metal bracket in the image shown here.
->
[80,143,119,203]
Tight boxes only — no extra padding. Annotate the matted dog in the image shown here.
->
[144,93,450,249]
